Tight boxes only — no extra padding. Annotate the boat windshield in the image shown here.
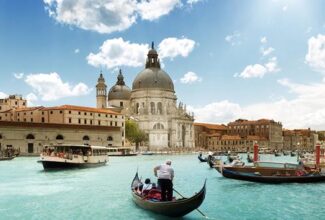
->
[255,162,299,169]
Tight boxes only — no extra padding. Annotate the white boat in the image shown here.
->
[38,144,109,170]
[107,147,137,156]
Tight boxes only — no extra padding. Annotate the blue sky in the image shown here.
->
[1,0,325,129]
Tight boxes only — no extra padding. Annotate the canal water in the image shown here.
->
[0,154,324,220]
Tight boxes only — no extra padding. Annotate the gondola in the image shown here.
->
[290,151,297,157]
[221,167,325,184]
[283,151,289,156]
[131,172,206,217]
[247,154,254,163]
[274,152,281,157]
[198,155,207,162]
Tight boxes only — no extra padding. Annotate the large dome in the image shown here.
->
[132,44,174,92]
[108,70,131,100]
[132,68,174,91]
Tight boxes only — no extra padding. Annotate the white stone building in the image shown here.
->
[99,45,195,149]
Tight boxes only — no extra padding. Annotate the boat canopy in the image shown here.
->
[255,162,299,169]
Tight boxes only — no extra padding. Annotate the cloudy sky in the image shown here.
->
[1,0,325,130]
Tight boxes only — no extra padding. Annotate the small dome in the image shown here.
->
[108,85,131,100]
[132,68,174,91]
[108,70,131,100]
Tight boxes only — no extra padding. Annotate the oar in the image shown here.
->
[173,188,209,219]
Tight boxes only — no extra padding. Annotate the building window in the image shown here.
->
[84,119,87,124]
[90,120,92,125]
[78,119,81,124]
[31,112,33,115]
[120,101,123,107]
[24,118,26,122]
[90,113,92,116]
[26,134,35,139]
[18,113,20,116]
[42,112,44,115]
[110,121,113,126]
[115,122,117,126]
[42,117,45,123]
[110,115,112,118]
[107,136,113,141]
[23,102,25,106]
[98,114,101,117]
[98,120,101,125]
[106,114,108,118]
[15,101,17,105]
[78,112,81,115]
[115,115,117,118]
[50,111,53,114]
[84,112,87,116]
[83,135,90,141]
[31,118,33,122]
[122,122,124,126]
[69,118,71,123]
[60,111,63,114]
[69,111,71,114]
[56,134,64,140]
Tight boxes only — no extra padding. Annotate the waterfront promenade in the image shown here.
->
[1,154,324,220]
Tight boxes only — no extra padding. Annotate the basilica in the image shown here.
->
[96,45,195,149]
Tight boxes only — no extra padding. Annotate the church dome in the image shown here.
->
[108,70,131,100]
[132,43,174,92]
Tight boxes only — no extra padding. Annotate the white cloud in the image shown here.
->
[260,37,267,44]
[26,93,38,106]
[190,78,325,129]
[137,0,181,21]
[261,47,275,56]
[87,37,196,69]
[0,92,8,99]
[13,72,24,79]
[225,31,241,46]
[25,72,91,101]
[238,57,280,79]
[87,38,149,69]
[44,0,185,34]
[158,37,195,60]
[180,71,202,84]
[74,48,80,54]
[305,34,325,74]
[187,0,202,5]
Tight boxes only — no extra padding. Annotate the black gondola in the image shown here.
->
[221,167,325,184]
[247,154,254,163]
[274,152,281,157]
[131,172,206,217]
[290,151,297,157]
[198,154,207,162]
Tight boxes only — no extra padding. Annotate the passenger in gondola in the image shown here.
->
[154,160,174,201]
[142,178,153,195]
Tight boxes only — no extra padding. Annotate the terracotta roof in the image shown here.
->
[43,105,121,115]
[228,118,277,126]
[194,122,227,130]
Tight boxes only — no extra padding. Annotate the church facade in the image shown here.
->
[97,45,195,149]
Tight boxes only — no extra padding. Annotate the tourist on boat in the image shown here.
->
[142,178,153,195]
[154,160,174,201]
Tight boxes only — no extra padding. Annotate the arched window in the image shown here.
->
[107,136,113,141]
[157,102,162,114]
[150,102,155,114]
[153,123,164,130]
[56,134,64,140]
[26,134,35,139]
[83,135,90,141]
[136,103,140,114]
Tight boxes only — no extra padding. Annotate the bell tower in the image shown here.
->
[96,71,107,108]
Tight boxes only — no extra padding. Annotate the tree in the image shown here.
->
[317,131,325,141]
[125,119,147,151]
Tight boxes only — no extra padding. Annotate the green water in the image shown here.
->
[0,154,324,220]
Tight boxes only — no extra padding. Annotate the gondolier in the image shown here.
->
[154,160,174,201]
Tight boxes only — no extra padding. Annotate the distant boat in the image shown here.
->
[290,151,297,157]
[274,152,281,157]
[142,151,154,156]
[38,144,108,170]
[198,154,207,162]
[247,154,254,163]
[283,151,289,156]
[131,172,206,217]
[107,147,137,156]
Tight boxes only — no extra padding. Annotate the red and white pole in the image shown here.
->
[316,143,321,168]
[253,142,259,162]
